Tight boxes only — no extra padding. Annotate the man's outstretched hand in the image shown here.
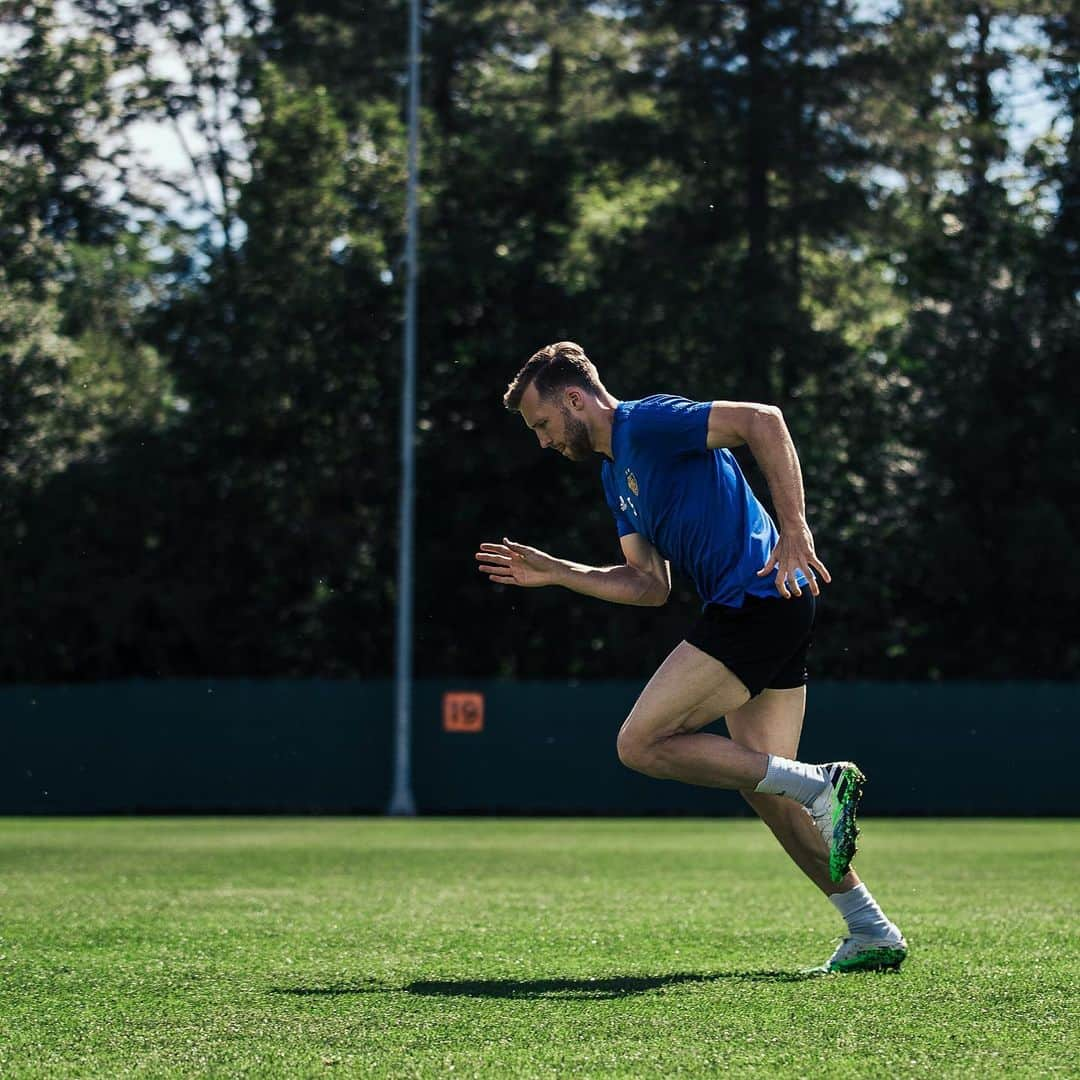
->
[475,539,561,588]
[757,524,832,598]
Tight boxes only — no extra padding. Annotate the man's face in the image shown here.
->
[519,383,593,461]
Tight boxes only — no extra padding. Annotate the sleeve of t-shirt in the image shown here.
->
[600,465,638,538]
[628,395,711,457]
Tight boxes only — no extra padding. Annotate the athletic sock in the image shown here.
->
[753,754,827,806]
[829,883,901,942]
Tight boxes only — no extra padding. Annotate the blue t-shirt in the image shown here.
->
[599,395,805,608]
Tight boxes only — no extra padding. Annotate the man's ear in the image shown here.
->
[564,387,585,411]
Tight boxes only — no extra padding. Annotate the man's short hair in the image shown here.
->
[503,341,602,411]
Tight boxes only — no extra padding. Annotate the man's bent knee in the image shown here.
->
[616,726,670,778]
[616,727,653,775]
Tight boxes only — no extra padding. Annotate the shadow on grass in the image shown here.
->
[272,969,823,1001]
[404,971,823,999]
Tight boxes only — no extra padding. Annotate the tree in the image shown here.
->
[877,5,1079,676]
[0,3,177,679]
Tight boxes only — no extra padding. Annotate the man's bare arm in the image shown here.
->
[707,400,831,598]
[475,533,670,607]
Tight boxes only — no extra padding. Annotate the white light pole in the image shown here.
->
[388,0,421,817]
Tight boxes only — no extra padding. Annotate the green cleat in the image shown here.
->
[807,762,866,883]
[821,934,908,974]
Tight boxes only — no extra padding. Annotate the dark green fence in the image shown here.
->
[1,680,1076,814]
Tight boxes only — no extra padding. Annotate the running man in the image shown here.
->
[476,341,907,973]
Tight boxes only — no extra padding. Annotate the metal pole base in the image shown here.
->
[386,790,417,816]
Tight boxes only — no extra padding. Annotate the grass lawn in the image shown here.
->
[0,817,1076,1078]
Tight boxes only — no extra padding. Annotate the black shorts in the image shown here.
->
[684,590,816,699]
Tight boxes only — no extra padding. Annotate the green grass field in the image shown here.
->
[1,818,1076,1078]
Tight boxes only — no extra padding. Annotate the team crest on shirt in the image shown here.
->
[625,469,639,497]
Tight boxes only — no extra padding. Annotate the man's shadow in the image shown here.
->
[273,970,824,1002]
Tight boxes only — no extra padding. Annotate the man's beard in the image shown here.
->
[559,406,593,460]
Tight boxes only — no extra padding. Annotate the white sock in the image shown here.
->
[753,755,827,806]
[829,883,901,941]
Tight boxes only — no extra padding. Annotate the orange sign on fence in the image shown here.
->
[443,691,484,733]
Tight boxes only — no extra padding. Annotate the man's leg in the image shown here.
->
[725,686,851,893]
[616,641,862,882]
[726,687,906,969]
[615,640,771,789]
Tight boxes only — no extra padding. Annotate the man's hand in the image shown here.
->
[757,523,832,598]
[475,538,562,588]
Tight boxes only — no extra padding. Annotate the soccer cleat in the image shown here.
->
[821,933,908,974]
[806,762,865,883]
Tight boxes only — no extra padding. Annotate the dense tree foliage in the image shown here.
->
[2,1,1076,683]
